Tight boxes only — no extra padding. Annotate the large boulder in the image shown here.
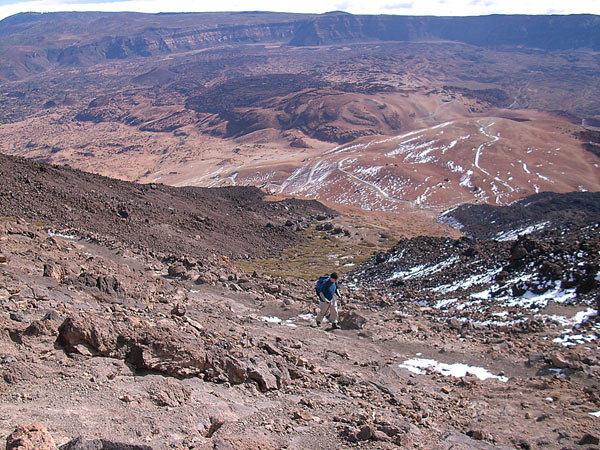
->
[77,273,124,297]
[195,271,218,285]
[96,275,124,296]
[167,262,187,278]
[225,357,248,384]
[339,311,367,330]
[57,313,208,377]
[57,314,119,356]
[6,424,57,450]
[248,361,278,391]
[43,263,66,283]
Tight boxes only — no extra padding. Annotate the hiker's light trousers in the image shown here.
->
[316,292,338,324]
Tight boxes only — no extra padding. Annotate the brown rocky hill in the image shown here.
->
[0,152,332,259]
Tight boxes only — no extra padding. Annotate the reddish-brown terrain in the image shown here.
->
[1,154,599,450]
[1,12,599,212]
[1,10,600,450]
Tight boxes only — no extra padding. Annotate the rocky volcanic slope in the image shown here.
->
[1,154,600,449]
[352,192,600,347]
[439,191,600,240]
[0,153,332,259]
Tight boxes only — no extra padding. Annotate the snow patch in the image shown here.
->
[447,160,464,173]
[388,257,459,281]
[536,172,551,182]
[553,333,598,347]
[259,316,282,324]
[354,165,383,177]
[431,267,502,295]
[571,308,598,327]
[48,231,77,240]
[494,221,550,241]
[501,281,577,309]
[552,308,599,347]
[297,313,315,321]
[459,170,474,188]
[399,358,508,382]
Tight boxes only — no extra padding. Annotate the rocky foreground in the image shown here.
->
[1,218,599,448]
[0,216,600,449]
[1,155,599,449]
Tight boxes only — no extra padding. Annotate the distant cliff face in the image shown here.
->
[0,12,303,80]
[290,13,600,50]
[0,11,598,81]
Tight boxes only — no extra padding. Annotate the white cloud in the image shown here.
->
[0,0,599,21]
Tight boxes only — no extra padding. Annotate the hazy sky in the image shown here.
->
[0,0,599,21]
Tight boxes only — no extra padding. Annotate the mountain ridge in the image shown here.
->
[1,12,599,81]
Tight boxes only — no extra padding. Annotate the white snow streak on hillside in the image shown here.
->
[388,256,459,281]
[399,358,509,382]
[338,158,392,199]
[431,267,503,295]
[354,165,383,177]
[459,170,474,188]
[281,160,339,198]
[473,121,500,177]
[242,170,277,187]
[439,134,470,157]
[386,139,432,158]
[447,160,464,173]
[536,172,552,182]
[494,221,550,241]
[48,231,77,240]
[280,165,311,193]
[520,160,531,174]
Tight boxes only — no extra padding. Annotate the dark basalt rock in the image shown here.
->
[59,437,153,450]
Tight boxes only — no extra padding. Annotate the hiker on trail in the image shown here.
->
[314,272,341,329]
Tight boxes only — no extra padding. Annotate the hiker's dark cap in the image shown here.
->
[330,272,339,280]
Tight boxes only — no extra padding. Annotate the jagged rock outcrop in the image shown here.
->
[57,313,209,377]
[56,312,301,391]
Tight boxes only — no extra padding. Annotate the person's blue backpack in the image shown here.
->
[316,275,329,294]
